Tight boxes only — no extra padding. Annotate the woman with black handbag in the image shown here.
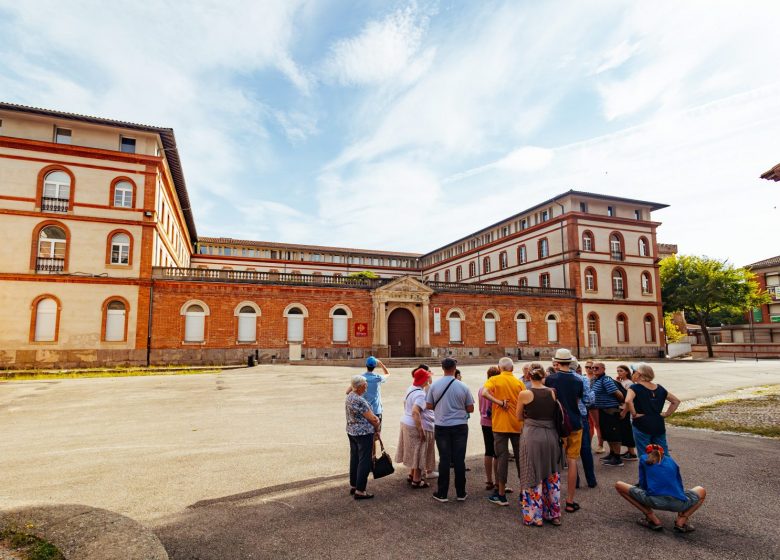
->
[346,375,381,500]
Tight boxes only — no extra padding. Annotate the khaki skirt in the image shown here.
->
[395,423,436,471]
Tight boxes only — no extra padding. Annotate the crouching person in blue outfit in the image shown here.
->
[615,444,706,533]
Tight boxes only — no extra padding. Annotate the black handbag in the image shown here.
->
[372,436,395,479]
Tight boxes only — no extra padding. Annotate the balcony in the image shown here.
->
[41,197,69,213]
[152,268,576,298]
[610,250,624,261]
[36,257,65,273]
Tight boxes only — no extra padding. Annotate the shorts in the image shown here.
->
[562,428,583,459]
[481,425,495,457]
[598,409,622,443]
[629,486,700,512]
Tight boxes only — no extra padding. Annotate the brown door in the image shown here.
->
[388,308,416,357]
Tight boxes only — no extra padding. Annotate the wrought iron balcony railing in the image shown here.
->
[36,257,65,273]
[41,197,69,212]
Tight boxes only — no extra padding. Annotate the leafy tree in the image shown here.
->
[347,270,379,279]
[663,312,685,344]
[660,255,769,357]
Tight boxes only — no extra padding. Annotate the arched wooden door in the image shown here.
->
[388,308,416,357]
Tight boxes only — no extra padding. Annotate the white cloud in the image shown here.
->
[322,6,429,86]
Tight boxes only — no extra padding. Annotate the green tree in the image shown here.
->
[660,255,769,357]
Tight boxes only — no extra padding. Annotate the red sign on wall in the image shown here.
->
[354,323,368,337]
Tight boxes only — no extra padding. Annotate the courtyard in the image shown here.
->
[1,360,779,558]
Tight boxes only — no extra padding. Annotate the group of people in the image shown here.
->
[344,351,706,532]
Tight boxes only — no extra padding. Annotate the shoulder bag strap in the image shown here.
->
[433,378,457,408]
[405,387,423,404]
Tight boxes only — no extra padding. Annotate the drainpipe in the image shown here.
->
[146,282,154,367]
[573,295,580,358]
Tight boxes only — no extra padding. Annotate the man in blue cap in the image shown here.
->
[347,356,390,422]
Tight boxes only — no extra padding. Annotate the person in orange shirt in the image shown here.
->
[482,356,523,506]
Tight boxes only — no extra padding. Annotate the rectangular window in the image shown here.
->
[516,319,528,343]
[287,316,304,342]
[607,206,614,217]
[540,274,551,288]
[635,209,642,220]
[617,320,627,343]
[541,210,549,221]
[484,320,497,343]
[55,127,71,144]
[448,319,462,342]
[580,202,588,213]
[105,309,126,341]
[520,219,527,230]
[120,136,136,153]
[333,317,348,342]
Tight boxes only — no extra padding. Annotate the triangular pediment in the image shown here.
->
[375,275,434,294]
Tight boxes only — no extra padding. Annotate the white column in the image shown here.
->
[421,301,431,347]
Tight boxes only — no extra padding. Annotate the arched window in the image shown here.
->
[587,312,600,350]
[515,311,529,343]
[112,180,135,208]
[41,169,71,212]
[519,277,528,287]
[641,271,652,294]
[483,311,498,343]
[638,237,650,257]
[582,231,594,252]
[104,298,128,342]
[469,261,477,277]
[584,267,597,291]
[444,270,450,282]
[36,224,67,273]
[284,304,308,342]
[540,273,551,288]
[330,305,352,343]
[612,268,626,298]
[518,245,527,264]
[235,303,260,343]
[539,238,549,258]
[456,266,463,281]
[616,313,628,343]
[546,313,558,343]
[183,303,207,342]
[499,251,508,270]
[483,256,491,273]
[108,232,131,265]
[447,309,463,343]
[609,233,624,260]
[32,296,60,342]
[434,272,440,282]
[644,314,656,343]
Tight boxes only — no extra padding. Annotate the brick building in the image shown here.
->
[0,103,667,368]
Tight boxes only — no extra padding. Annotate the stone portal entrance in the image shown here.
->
[388,307,416,357]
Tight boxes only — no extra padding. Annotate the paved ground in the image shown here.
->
[1,360,779,558]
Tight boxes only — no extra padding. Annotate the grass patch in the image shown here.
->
[668,393,780,438]
[0,367,222,381]
[0,529,64,560]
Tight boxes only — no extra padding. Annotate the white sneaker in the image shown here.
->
[426,471,439,479]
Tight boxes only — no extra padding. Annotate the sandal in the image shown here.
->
[674,523,695,533]
[349,487,356,495]
[564,502,580,513]
[411,480,430,489]
[637,516,663,531]
[485,481,495,491]
[354,492,374,500]
[550,517,562,526]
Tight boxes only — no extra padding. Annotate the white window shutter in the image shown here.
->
[617,320,626,343]
[485,319,496,342]
[333,317,347,342]
[185,313,205,342]
[35,299,57,341]
[448,319,461,342]
[547,320,558,342]
[105,309,125,341]
[516,319,528,342]
[238,314,256,342]
[644,320,653,342]
[287,316,303,342]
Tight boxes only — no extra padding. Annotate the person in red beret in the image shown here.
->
[396,367,435,488]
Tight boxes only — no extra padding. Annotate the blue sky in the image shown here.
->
[1,1,779,264]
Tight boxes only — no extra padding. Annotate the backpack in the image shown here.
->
[553,397,572,438]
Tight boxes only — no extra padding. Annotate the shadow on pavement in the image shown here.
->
[153,428,780,560]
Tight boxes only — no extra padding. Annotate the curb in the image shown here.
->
[0,504,168,560]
